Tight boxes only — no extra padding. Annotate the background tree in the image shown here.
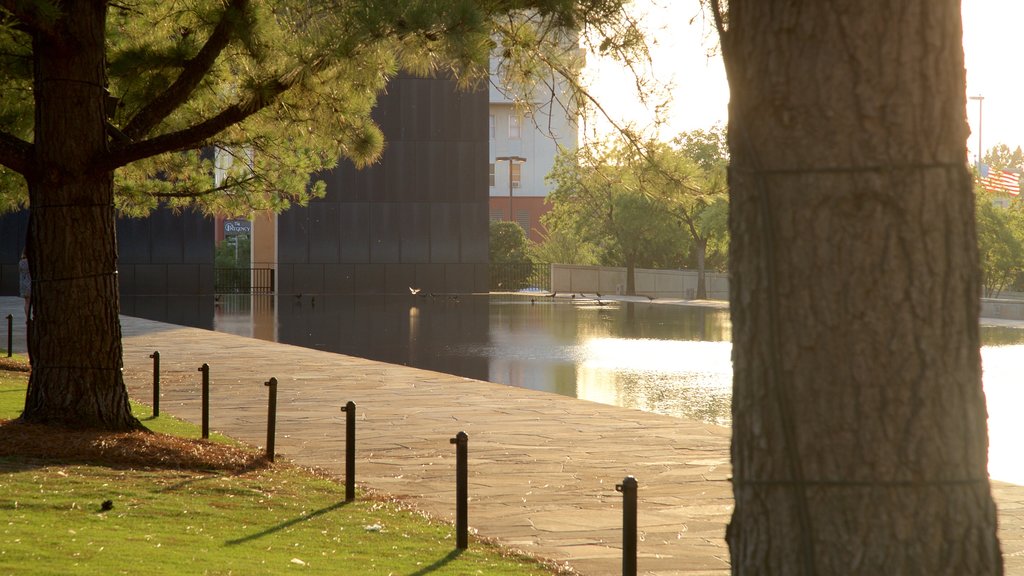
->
[545,138,688,294]
[975,197,1024,297]
[648,129,729,298]
[983,143,1024,171]
[490,220,530,264]
[712,0,1003,572]
[0,0,645,430]
[527,228,600,267]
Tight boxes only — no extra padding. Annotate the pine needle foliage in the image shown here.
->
[0,0,643,218]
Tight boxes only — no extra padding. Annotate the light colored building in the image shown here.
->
[488,61,578,243]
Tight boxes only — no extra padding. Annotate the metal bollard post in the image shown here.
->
[615,476,638,576]
[198,363,210,439]
[340,401,356,501]
[150,351,160,417]
[265,378,277,462]
[6,314,11,357]
[449,431,469,549]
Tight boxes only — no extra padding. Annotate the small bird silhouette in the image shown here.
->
[100,500,114,512]
[409,286,421,295]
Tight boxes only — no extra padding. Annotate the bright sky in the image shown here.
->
[584,0,1023,161]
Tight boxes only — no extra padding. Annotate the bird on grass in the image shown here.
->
[100,500,113,512]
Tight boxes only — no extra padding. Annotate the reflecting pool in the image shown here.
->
[210,293,1023,485]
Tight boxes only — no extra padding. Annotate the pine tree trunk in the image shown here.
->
[695,237,707,299]
[720,1,1002,573]
[20,0,139,431]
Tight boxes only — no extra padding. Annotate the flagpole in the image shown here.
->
[969,94,984,167]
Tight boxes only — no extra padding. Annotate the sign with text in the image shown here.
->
[224,219,252,236]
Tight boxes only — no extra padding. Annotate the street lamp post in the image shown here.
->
[495,156,526,223]
[969,95,984,167]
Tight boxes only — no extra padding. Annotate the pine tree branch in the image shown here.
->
[0,130,31,175]
[122,0,249,141]
[0,0,63,40]
[100,57,328,172]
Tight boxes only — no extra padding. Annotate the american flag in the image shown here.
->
[979,165,1021,195]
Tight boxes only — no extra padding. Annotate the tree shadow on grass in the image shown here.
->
[407,549,464,575]
[225,500,351,545]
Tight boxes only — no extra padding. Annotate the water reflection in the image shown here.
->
[207,294,1022,485]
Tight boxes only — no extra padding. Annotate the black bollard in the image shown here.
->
[341,401,356,501]
[615,476,638,576]
[449,431,469,549]
[265,378,277,462]
[198,363,210,439]
[150,351,160,417]
[6,314,11,357]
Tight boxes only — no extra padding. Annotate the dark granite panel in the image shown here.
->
[133,264,168,295]
[275,263,295,295]
[385,263,417,295]
[399,203,430,263]
[339,202,370,263]
[116,265,135,295]
[443,264,475,294]
[150,212,183,264]
[308,203,340,264]
[370,204,400,263]
[167,264,200,294]
[0,263,17,295]
[352,263,386,294]
[0,211,27,263]
[426,144,445,203]
[116,217,151,264]
[414,264,446,295]
[292,264,325,294]
[462,141,479,202]
[461,202,489,263]
[383,142,407,203]
[183,211,214,264]
[399,77,420,141]
[198,264,214,295]
[323,264,355,294]
[407,141,430,202]
[473,141,490,201]
[430,204,459,263]
[430,80,450,140]
[277,209,309,264]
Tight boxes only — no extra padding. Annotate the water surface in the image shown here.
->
[213,294,1023,484]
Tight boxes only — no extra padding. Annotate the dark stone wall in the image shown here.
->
[276,75,490,296]
[117,208,215,328]
[0,207,215,328]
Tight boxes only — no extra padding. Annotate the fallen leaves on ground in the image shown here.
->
[0,419,269,472]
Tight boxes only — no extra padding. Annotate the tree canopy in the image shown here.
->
[0,0,647,216]
[543,130,728,294]
[0,0,646,430]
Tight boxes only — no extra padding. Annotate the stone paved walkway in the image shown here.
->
[2,298,1022,575]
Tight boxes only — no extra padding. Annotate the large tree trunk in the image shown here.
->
[695,237,707,299]
[20,0,139,431]
[720,1,1002,574]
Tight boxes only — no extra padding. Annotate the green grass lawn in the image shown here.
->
[0,367,561,575]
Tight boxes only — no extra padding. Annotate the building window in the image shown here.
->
[510,162,522,188]
[489,163,495,187]
[516,210,530,233]
[509,114,521,140]
[490,208,504,221]
[489,114,495,140]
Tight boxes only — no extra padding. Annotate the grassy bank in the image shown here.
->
[0,363,563,575]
